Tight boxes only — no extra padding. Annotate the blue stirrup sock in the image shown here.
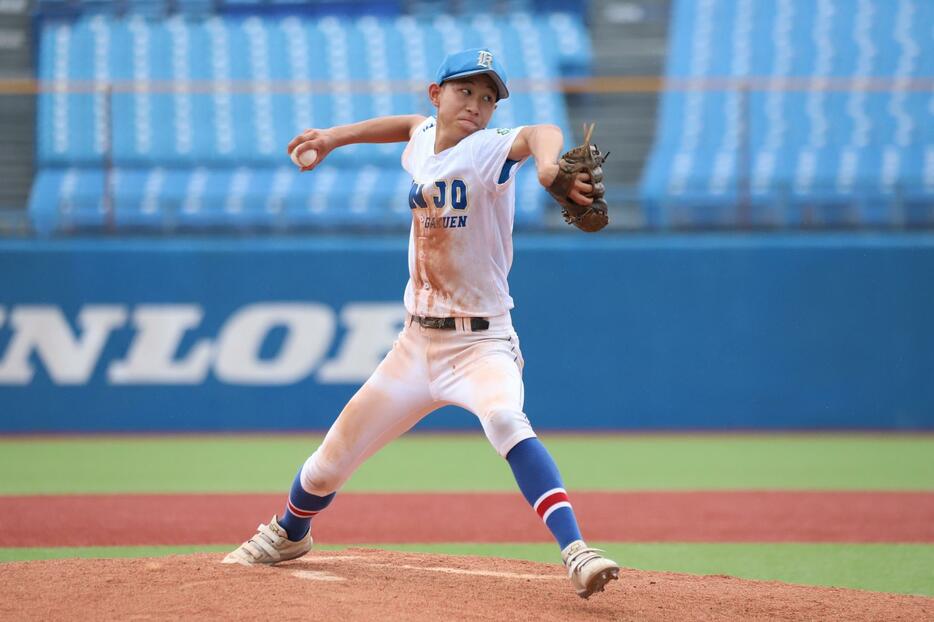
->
[278,470,336,542]
[505,437,583,550]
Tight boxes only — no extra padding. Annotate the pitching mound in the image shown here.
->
[1,549,931,621]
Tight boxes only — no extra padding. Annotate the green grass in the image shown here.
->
[0,545,234,562]
[1,434,932,494]
[2,543,931,597]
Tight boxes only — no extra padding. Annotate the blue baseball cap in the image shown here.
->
[435,48,509,101]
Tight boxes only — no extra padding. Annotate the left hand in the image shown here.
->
[568,172,594,206]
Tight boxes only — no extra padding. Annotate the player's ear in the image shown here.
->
[428,83,442,108]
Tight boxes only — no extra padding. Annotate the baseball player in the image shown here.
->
[223,48,617,599]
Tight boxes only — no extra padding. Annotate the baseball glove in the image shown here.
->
[546,123,609,233]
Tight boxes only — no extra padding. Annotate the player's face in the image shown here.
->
[432,76,498,138]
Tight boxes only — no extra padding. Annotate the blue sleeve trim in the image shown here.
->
[498,158,520,185]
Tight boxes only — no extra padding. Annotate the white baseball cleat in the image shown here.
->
[222,515,312,566]
[561,540,620,599]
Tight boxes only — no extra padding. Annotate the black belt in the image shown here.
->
[412,315,490,331]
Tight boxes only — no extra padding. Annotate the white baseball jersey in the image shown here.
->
[401,116,526,318]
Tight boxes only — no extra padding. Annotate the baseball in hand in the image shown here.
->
[290,148,318,169]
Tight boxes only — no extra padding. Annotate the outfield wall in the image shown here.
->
[1,233,932,432]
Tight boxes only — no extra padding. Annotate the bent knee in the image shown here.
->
[299,451,346,495]
[481,408,536,458]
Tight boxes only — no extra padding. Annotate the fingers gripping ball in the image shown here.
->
[290,148,318,169]
[546,123,610,233]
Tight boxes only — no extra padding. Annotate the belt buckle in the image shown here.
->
[417,316,449,329]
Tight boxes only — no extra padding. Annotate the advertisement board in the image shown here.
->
[2,234,932,431]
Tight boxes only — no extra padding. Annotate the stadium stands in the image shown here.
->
[641,0,934,228]
[28,3,591,234]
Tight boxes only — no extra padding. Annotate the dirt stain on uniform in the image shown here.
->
[414,207,482,316]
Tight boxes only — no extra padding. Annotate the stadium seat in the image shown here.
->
[29,168,109,234]
[641,0,934,229]
[30,8,586,233]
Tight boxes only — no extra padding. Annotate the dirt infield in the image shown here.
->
[1,550,931,621]
[3,491,933,547]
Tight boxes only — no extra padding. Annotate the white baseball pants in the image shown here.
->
[299,312,536,495]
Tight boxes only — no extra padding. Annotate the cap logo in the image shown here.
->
[477,50,494,69]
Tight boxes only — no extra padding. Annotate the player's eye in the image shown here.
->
[482,94,493,103]
[461,88,471,96]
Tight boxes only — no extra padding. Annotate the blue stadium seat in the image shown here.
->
[541,11,592,77]
[641,0,934,229]
[29,168,109,234]
[31,10,585,233]
[513,164,548,228]
[28,163,550,234]
[112,167,175,228]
